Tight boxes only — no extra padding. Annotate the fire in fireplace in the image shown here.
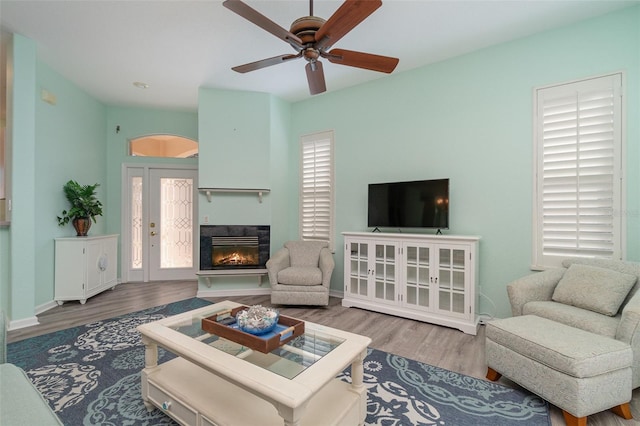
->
[212,236,259,266]
[200,225,270,270]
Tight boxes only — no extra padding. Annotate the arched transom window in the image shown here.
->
[129,134,198,158]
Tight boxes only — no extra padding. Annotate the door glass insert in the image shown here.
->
[160,178,193,268]
[131,176,143,269]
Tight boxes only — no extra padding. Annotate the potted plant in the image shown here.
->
[57,180,103,236]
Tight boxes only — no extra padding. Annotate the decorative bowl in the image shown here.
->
[236,305,279,335]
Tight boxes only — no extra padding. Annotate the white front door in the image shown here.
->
[123,165,198,282]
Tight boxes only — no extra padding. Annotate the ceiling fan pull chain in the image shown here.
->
[310,0,313,17]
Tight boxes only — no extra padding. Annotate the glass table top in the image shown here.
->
[166,306,345,379]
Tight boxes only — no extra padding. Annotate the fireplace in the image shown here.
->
[200,225,270,270]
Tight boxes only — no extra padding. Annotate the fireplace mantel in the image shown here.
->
[199,188,270,203]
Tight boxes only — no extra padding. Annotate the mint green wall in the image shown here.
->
[36,60,108,308]
[2,40,199,322]
[198,89,271,189]
[197,88,291,289]
[198,89,272,226]
[289,6,639,318]
[269,96,293,250]
[2,6,637,324]
[0,34,106,319]
[7,34,37,321]
[105,106,198,260]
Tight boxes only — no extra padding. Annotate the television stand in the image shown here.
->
[436,228,443,235]
[371,227,382,233]
[342,231,481,335]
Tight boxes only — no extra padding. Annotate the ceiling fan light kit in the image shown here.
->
[223,0,399,95]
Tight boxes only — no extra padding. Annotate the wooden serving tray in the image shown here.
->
[201,306,305,354]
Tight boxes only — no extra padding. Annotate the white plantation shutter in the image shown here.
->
[300,131,335,251]
[533,73,624,268]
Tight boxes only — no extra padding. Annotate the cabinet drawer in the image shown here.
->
[148,380,197,425]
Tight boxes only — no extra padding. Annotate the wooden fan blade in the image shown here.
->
[315,0,382,51]
[326,48,398,73]
[232,54,301,73]
[306,61,327,95]
[223,0,303,50]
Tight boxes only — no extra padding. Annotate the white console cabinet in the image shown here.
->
[342,232,480,334]
[54,234,118,305]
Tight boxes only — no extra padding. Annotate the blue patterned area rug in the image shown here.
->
[8,298,550,425]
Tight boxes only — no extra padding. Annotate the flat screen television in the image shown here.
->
[368,178,449,229]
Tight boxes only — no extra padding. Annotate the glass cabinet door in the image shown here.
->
[347,241,369,298]
[404,244,431,309]
[373,243,396,303]
[436,246,467,317]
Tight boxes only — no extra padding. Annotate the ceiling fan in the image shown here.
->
[222,0,399,95]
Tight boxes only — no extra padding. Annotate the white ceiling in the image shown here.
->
[1,0,637,111]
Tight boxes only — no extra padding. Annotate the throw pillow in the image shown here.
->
[552,263,638,316]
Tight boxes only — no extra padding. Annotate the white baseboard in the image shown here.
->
[329,289,344,298]
[8,316,39,331]
[35,300,59,315]
[8,299,58,331]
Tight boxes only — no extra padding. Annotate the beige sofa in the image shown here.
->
[0,311,63,425]
[507,257,640,388]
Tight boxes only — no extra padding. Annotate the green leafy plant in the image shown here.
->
[57,180,103,226]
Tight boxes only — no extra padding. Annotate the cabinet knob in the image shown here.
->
[161,401,171,410]
[150,231,157,236]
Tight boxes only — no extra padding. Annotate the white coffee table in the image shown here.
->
[137,300,371,426]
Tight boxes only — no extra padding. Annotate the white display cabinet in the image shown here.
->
[54,234,118,305]
[343,232,480,335]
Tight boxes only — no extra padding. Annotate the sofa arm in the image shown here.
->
[319,248,335,289]
[616,291,640,388]
[0,364,63,425]
[507,268,566,316]
[266,248,290,288]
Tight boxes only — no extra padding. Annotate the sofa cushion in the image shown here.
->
[277,266,323,286]
[552,263,638,316]
[523,301,620,338]
[284,241,327,267]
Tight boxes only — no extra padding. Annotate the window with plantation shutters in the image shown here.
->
[532,73,624,269]
[300,131,335,251]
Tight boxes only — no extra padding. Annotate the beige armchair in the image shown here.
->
[266,241,334,306]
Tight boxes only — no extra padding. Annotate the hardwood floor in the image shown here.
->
[7,281,639,426]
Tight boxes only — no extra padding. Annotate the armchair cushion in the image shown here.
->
[523,301,620,337]
[552,263,638,316]
[277,266,323,286]
[284,241,327,267]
